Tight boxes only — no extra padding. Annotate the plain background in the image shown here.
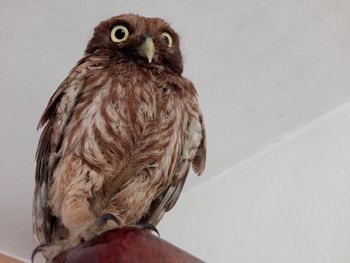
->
[1,0,350,262]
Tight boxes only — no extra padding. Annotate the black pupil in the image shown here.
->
[115,28,125,39]
[162,36,169,44]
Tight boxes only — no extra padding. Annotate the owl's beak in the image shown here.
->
[137,37,155,63]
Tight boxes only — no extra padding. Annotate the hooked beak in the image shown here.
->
[137,37,155,63]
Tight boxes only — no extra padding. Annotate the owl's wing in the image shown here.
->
[33,56,107,244]
[145,81,206,225]
[192,110,206,175]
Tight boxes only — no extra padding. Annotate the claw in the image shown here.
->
[96,213,121,225]
[31,243,47,263]
[138,222,160,237]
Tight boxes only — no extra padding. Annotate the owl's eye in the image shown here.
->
[160,32,173,48]
[111,25,129,43]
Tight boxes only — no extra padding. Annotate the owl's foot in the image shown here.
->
[81,213,122,241]
[96,213,122,225]
[31,239,80,263]
[31,214,122,262]
[31,244,48,263]
[136,222,160,237]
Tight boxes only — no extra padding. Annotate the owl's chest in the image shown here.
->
[62,69,190,178]
[104,73,178,123]
[70,71,181,138]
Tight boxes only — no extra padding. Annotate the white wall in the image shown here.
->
[159,102,350,263]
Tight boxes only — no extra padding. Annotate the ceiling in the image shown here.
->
[1,0,350,260]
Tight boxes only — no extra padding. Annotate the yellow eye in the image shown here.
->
[111,25,129,43]
[160,32,173,48]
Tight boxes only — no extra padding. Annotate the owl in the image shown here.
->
[33,14,206,260]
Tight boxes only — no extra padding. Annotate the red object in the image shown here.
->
[53,227,205,263]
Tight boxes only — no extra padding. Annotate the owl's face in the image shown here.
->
[86,14,183,74]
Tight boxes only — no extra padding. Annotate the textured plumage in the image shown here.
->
[33,14,206,260]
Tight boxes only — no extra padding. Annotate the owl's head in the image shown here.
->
[86,14,183,74]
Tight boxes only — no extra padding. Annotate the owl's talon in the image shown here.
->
[80,214,121,241]
[137,222,160,237]
[31,243,47,263]
[31,241,71,262]
[96,213,121,225]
